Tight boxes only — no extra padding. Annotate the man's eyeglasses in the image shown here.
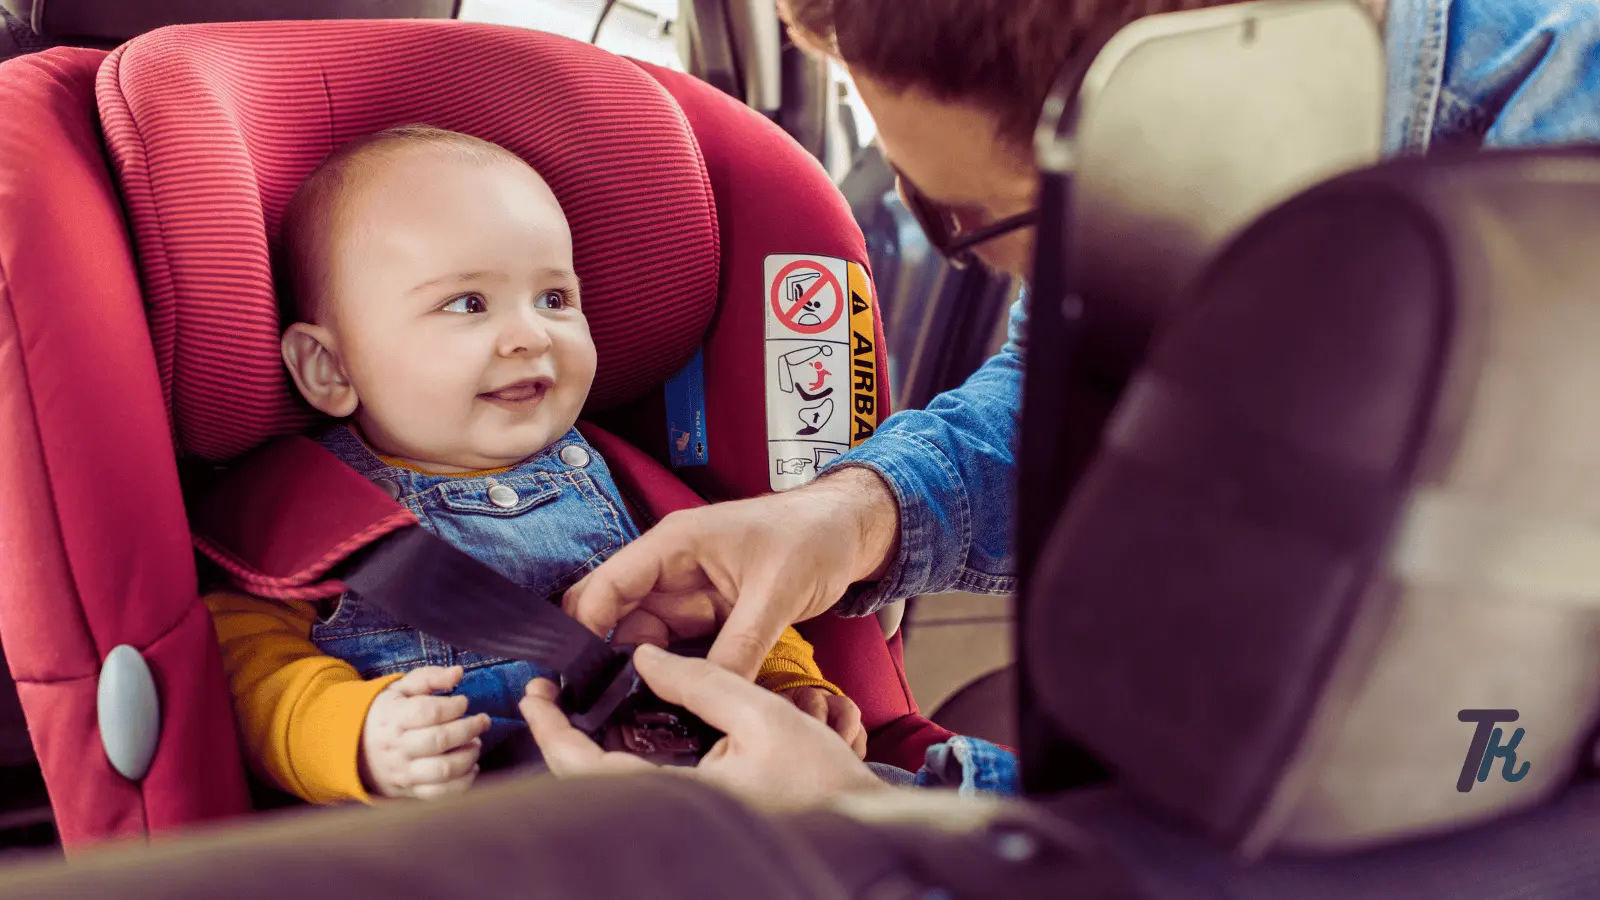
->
[893,168,1039,270]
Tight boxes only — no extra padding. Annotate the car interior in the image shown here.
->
[0,0,1596,896]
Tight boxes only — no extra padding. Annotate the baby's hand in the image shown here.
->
[781,686,867,759]
[360,665,491,800]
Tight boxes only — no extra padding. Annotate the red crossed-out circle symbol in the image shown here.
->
[770,260,844,335]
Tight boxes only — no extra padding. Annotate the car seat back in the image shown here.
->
[0,20,945,849]
[1064,0,1382,384]
[1029,145,1600,858]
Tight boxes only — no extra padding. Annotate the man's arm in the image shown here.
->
[203,591,400,804]
[825,295,1027,614]
[564,296,1028,677]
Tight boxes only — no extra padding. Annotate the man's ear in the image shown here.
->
[281,323,358,418]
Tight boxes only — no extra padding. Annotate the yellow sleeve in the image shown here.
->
[755,626,843,696]
[203,590,401,805]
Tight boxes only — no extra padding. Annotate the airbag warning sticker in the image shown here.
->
[765,254,878,491]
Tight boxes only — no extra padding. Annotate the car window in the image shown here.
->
[457,0,684,71]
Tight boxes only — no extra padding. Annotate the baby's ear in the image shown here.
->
[281,323,358,418]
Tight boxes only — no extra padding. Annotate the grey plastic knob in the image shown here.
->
[97,644,160,782]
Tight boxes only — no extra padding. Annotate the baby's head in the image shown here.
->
[278,125,593,474]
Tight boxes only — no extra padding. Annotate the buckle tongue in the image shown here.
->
[559,641,723,766]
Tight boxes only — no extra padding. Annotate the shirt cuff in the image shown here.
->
[823,431,970,617]
[912,736,1021,796]
[287,672,402,805]
[755,658,842,696]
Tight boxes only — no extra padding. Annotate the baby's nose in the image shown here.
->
[499,314,554,355]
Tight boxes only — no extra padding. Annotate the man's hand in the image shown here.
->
[563,467,901,678]
[782,687,867,759]
[520,645,890,808]
[360,666,491,800]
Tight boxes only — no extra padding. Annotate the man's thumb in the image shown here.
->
[706,599,783,680]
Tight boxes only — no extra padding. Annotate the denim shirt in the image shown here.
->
[830,0,1600,794]
[313,425,640,755]
[831,0,1600,620]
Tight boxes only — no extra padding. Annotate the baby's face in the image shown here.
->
[319,150,594,472]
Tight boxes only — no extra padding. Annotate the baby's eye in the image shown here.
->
[534,290,570,311]
[442,293,488,314]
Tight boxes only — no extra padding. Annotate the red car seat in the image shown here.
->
[0,20,954,849]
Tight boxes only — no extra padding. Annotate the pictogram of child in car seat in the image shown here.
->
[777,345,834,402]
[232,126,864,805]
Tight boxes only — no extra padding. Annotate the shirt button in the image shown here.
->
[372,477,402,501]
[559,445,591,468]
[487,484,520,508]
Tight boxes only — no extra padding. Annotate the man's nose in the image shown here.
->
[497,307,555,356]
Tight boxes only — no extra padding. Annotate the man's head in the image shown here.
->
[278,125,595,474]
[778,0,1244,276]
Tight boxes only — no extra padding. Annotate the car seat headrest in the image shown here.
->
[96,20,719,461]
[1062,0,1382,385]
[1028,147,1600,858]
[3,0,455,44]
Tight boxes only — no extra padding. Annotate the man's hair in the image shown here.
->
[277,125,527,324]
[777,0,1240,149]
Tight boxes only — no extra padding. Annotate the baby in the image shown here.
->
[220,125,862,803]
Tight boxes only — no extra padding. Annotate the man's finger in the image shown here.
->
[408,740,481,786]
[563,523,716,634]
[520,686,653,778]
[411,767,479,801]
[612,608,671,649]
[390,665,464,697]
[400,713,490,758]
[631,644,788,736]
[612,589,723,647]
[561,540,660,636]
[394,693,471,730]
[706,590,789,680]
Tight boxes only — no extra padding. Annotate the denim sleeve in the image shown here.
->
[1389,0,1600,154]
[821,295,1026,616]
[912,736,1021,796]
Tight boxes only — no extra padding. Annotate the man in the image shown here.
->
[540,0,1600,796]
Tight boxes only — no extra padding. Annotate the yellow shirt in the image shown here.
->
[204,590,837,805]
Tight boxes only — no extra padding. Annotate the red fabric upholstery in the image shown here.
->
[189,437,418,601]
[96,20,720,462]
[0,47,250,847]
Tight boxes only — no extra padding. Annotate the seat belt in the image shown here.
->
[189,434,719,764]
[340,524,722,762]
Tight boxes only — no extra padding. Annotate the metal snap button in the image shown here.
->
[559,445,591,468]
[989,828,1042,863]
[487,484,520,508]
[373,477,402,501]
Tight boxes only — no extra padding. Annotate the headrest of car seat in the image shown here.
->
[4,0,455,43]
[1028,146,1600,858]
[1063,0,1381,386]
[96,20,719,461]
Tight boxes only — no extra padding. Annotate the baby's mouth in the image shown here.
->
[480,378,552,405]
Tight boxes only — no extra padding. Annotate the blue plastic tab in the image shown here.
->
[664,348,709,468]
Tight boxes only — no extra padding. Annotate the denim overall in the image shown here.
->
[313,425,640,762]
